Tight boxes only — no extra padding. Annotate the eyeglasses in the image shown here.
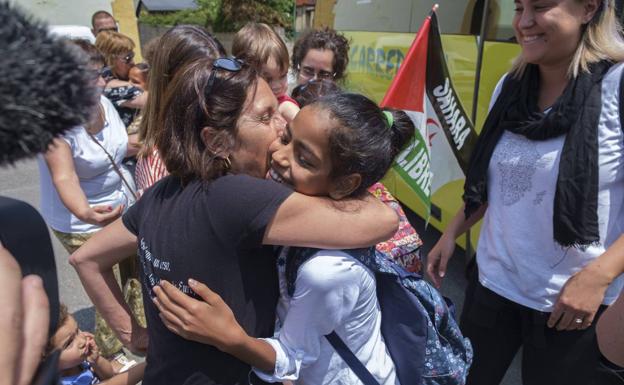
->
[205,57,243,96]
[117,52,135,64]
[298,65,335,81]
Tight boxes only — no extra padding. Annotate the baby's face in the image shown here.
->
[261,57,288,98]
[51,315,90,370]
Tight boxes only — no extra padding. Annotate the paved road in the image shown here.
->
[0,158,521,384]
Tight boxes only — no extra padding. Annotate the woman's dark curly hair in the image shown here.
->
[292,27,350,82]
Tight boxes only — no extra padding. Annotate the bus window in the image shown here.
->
[333,0,413,33]
[486,0,516,42]
[466,0,515,42]
[413,0,474,35]
[329,0,480,35]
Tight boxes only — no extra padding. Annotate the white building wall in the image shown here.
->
[12,0,113,27]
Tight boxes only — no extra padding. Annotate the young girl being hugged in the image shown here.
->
[154,93,415,384]
[232,22,300,123]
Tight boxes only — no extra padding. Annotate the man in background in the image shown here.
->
[91,10,117,36]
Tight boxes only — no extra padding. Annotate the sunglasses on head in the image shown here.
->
[205,57,243,96]
[118,52,135,64]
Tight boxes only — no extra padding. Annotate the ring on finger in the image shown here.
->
[574,317,584,324]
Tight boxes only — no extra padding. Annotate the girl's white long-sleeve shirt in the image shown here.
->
[253,249,399,385]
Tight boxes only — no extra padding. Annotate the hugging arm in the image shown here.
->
[263,192,398,249]
[120,92,148,109]
[253,254,360,381]
[69,219,147,353]
[154,254,360,381]
[153,280,276,372]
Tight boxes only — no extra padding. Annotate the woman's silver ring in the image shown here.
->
[574,318,583,324]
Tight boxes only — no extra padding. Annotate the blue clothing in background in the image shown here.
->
[60,362,100,385]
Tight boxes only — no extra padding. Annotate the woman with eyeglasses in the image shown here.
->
[70,34,399,385]
[37,39,142,361]
[291,27,350,86]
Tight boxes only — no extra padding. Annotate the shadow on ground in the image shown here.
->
[74,306,95,332]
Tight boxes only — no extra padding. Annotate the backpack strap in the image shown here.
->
[325,332,381,385]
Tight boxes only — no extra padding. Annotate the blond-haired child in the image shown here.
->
[232,22,300,123]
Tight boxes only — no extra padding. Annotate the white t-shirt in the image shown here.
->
[254,248,399,385]
[477,64,624,311]
[38,96,128,234]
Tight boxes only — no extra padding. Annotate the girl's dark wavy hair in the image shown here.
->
[155,57,258,184]
[0,3,98,165]
[291,79,341,108]
[292,27,350,82]
[314,93,414,197]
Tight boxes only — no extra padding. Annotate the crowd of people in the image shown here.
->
[3,1,624,385]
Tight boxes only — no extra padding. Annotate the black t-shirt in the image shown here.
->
[122,174,293,385]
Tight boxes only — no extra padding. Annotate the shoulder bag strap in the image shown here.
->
[325,332,380,385]
[620,63,624,132]
[87,131,138,201]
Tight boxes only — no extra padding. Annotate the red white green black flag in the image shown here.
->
[380,7,478,215]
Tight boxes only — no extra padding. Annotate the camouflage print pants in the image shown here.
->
[52,229,146,357]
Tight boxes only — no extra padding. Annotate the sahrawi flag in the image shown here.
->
[380,7,478,215]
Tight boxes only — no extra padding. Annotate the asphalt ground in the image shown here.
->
[0,158,521,384]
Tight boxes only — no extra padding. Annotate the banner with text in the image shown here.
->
[381,9,478,214]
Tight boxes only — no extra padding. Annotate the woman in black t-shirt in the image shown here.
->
[70,56,398,385]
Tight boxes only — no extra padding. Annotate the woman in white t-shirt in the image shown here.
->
[37,40,140,359]
[427,1,624,385]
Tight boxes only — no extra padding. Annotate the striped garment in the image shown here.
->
[135,148,169,192]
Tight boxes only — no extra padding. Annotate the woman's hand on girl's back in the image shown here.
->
[81,205,123,227]
[152,279,247,352]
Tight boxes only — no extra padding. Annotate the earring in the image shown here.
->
[222,156,231,170]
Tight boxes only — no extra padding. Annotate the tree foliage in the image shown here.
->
[138,0,294,34]
[138,0,219,28]
[215,0,294,32]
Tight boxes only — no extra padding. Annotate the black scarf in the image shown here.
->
[463,61,612,248]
